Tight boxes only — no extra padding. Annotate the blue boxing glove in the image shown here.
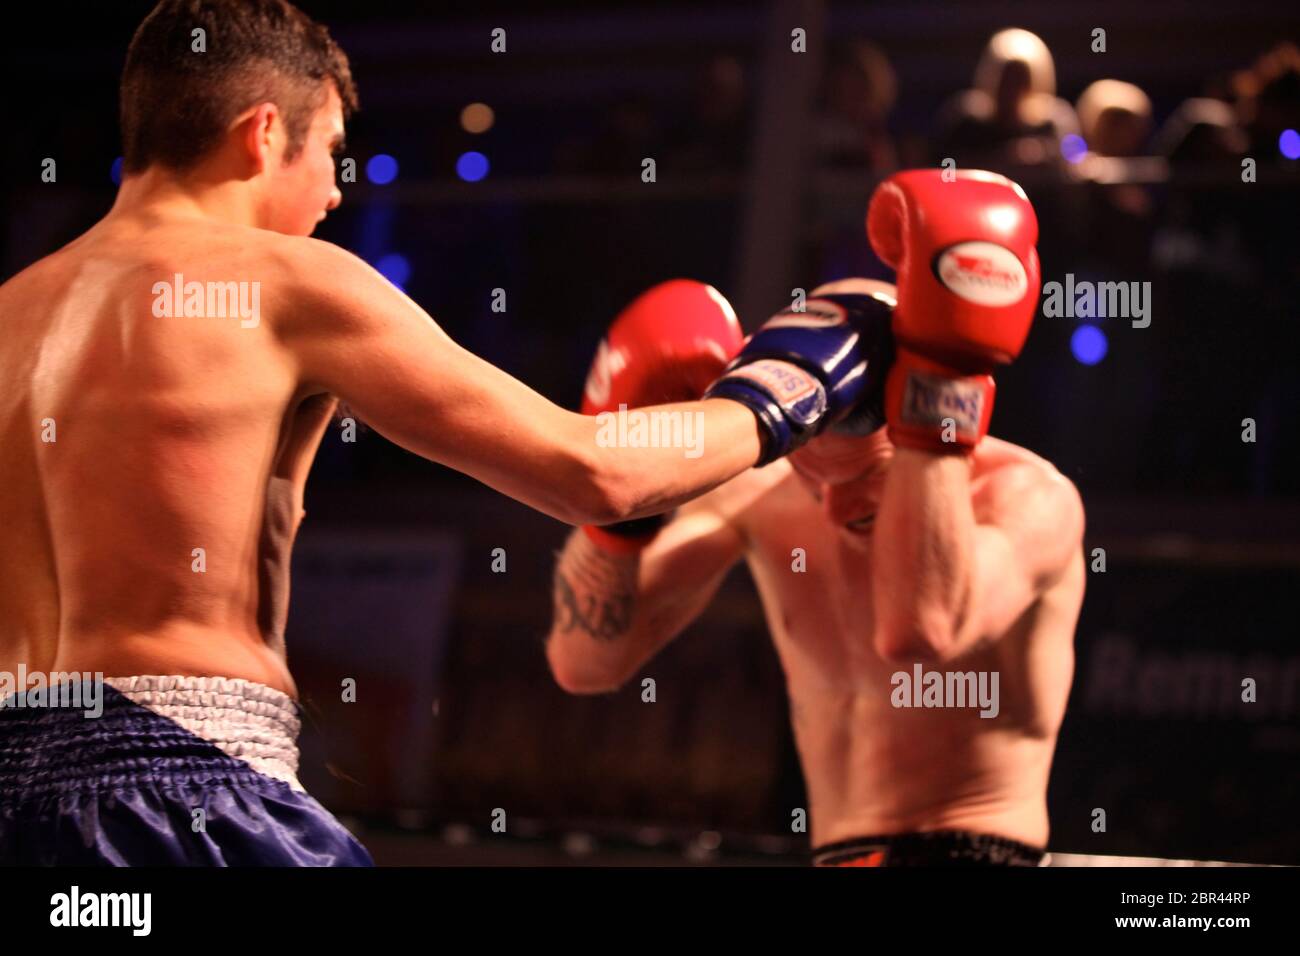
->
[705,291,895,465]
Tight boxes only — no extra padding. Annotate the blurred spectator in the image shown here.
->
[1151,97,1251,280]
[815,40,897,173]
[1155,98,1248,169]
[1229,42,1300,290]
[936,28,1077,173]
[664,55,750,174]
[1071,79,1157,261]
[1230,42,1300,493]
[1150,96,1251,285]
[1233,41,1300,166]
[1076,79,1153,158]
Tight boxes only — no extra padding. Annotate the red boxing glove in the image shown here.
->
[581,279,743,553]
[867,168,1040,454]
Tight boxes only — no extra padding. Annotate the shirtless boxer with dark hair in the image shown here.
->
[547,172,1086,866]
[0,0,886,865]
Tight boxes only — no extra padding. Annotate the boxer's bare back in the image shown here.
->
[0,83,763,699]
[0,215,341,696]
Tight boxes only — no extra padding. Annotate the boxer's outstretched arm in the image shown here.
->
[871,449,1083,662]
[278,239,762,526]
[545,481,753,693]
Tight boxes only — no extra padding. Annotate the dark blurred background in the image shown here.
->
[3,0,1298,865]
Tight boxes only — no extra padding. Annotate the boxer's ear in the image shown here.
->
[236,102,282,174]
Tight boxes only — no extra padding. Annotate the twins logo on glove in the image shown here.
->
[900,371,987,440]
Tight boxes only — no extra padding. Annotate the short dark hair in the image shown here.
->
[120,0,359,174]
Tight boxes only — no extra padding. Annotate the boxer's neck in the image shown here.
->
[108,161,267,231]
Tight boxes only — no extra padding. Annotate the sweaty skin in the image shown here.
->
[0,83,761,697]
[547,281,1085,850]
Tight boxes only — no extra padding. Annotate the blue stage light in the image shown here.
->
[456,151,490,182]
[1071,324,1108,365]
[366,154,399,185]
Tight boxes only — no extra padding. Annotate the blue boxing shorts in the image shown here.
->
[0,676,372,866]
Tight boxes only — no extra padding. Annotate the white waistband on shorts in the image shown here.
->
[105,675,305,792]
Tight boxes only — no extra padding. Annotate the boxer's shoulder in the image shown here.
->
[974,438,1084,542]
[165,230,383,338]
[977,437,1079,492]
[270,236,397,322]
[0,241,80,300]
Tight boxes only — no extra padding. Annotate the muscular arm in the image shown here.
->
[276,239,762,526]
[871,446,1084,662]
[545,481,754,693]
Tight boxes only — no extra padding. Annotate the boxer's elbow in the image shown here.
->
[557,446,634,526]
[546,638,628,695]
[552,668,623,696]
[874,577,976,662]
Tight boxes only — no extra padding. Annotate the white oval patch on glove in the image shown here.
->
[933,241,1028,307]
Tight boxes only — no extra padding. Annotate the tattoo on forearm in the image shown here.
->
[552,537,637,642]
